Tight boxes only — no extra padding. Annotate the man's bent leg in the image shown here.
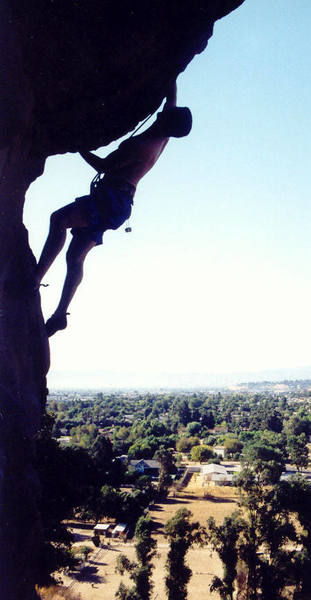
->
[46,234,96,336]
[36,201,90,283]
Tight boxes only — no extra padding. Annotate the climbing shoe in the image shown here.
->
[45,312,69,337]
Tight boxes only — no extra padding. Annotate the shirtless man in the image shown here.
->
[36,82,192,336]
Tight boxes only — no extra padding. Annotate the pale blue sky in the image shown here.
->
[24,0,311,388]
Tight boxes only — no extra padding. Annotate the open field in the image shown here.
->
[59,488,238,600]
[150,485,238,542]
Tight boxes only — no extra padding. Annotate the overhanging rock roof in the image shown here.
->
[3,0,245,158]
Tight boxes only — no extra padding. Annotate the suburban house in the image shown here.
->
[129,459,160,477]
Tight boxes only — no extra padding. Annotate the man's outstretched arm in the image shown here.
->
[80,146,131,173]
[80,150,106,172]
[163,80,177,110]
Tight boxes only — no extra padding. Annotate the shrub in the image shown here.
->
[190,445,214,463]
[224,438,243,458]
[37,586,82,599]
[176,436,200,453]
[186,421,201,436]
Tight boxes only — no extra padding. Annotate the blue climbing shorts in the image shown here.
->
[71,178,135,245]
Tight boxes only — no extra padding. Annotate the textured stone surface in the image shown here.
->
[0,146,47,599]
[0,1,244,597]
[2,0,244,156]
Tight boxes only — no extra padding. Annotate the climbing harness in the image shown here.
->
[90,172,134,233]
[90,171,104,195]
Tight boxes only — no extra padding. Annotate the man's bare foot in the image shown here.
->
[45,312,69,337]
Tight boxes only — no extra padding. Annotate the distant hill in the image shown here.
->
[49,366,311,391]
[228,378,311,394]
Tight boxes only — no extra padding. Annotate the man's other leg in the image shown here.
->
[55,234,97,316]
[46,234,96,336]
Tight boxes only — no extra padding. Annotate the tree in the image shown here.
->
[207,512,245,600]
[145,419,167,438]
[99,485,122,520]
[284,415,311,438]
[92,533,100,548]
[116,515,157,600]
[190,444,214,463]
[128,438,158,459]
[76,545,92,568]
[224,438,243,458]
[90,433,113,469]
[279,475,311,599]
[177,400,191,426]
[186,421,201,436]
[203,435,217,446]
[267,412,283,433]
[35,413,98,583]
[234,456,299,600]
[115,426,131,441]
[201,409,215,429]
[155,447,176,496]
[164,508,203,600]
[286,433,309,472]
[242,442,285,484]
[176,436,200,453]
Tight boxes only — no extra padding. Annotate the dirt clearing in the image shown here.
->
[59,488,238,599]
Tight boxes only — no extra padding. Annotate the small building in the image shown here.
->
[112,523,128,539]
[93,523,113,537]
[214,446,225,458]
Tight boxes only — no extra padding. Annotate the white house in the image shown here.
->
[202,463,232,486]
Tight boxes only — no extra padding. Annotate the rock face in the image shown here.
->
[3,0,244,157]
[0,1,244,598]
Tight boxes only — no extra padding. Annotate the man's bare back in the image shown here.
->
[80,81,178,187]
[105,133,169,187]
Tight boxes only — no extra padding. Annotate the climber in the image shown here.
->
[36,80,192,336]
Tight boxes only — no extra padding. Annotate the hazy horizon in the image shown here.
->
[48,364,311,390]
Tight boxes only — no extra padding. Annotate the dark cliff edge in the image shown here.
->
[0,1,244,598]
